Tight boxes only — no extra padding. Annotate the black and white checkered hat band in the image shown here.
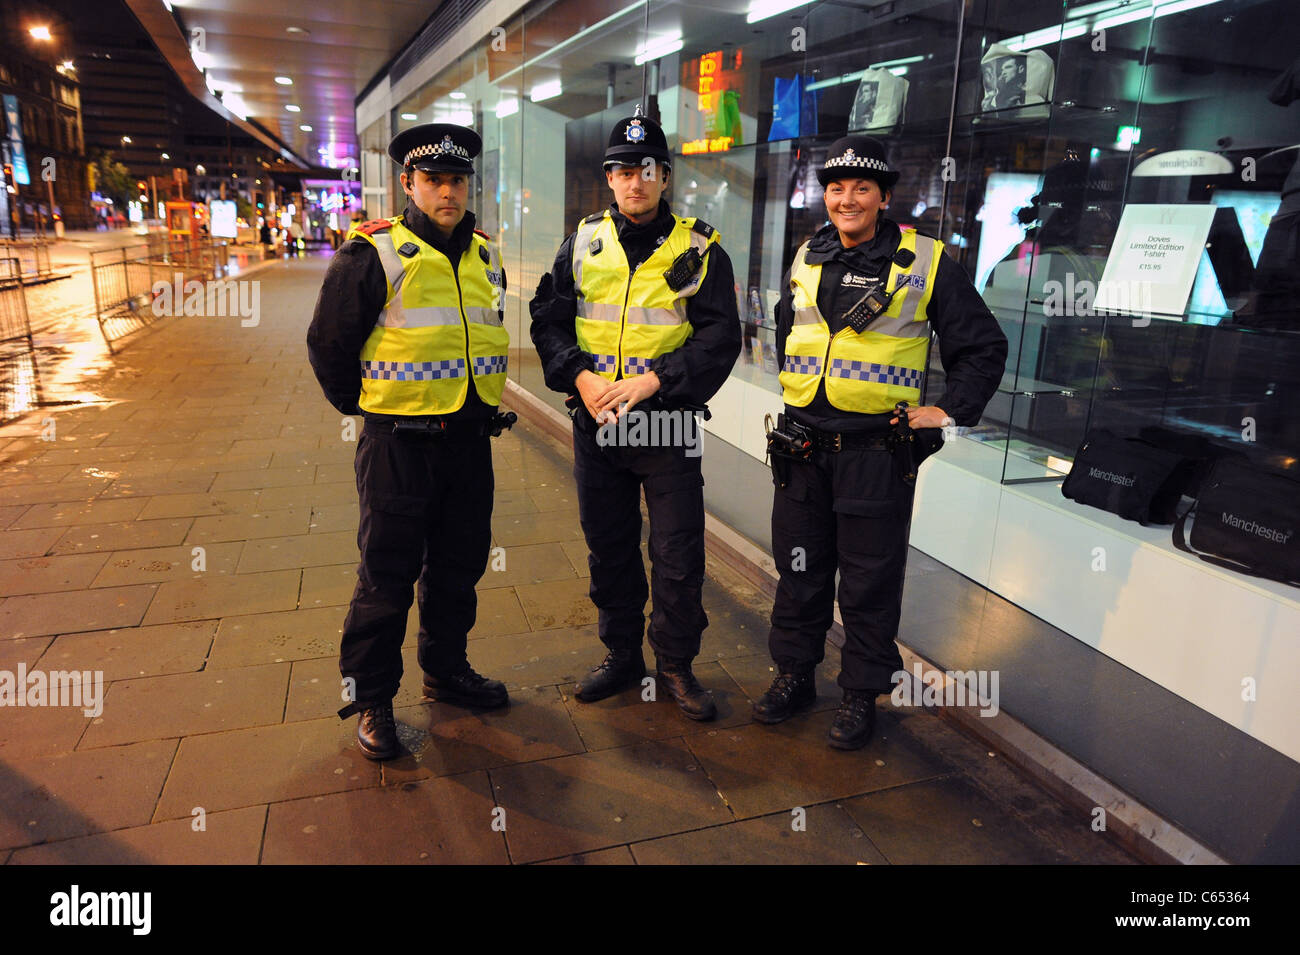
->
[824,154,890,172]
[404,142,470,165]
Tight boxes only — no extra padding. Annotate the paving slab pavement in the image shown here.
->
[0,256,1138,864]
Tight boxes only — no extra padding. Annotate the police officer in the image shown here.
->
[757,136,1007,748]
[529,109,741,720]
[307,123,512,760]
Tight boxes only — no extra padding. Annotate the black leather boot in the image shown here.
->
[575,647,645,702]
[752,670,817,724]
[423,663,508,708]
[356,702,401,760]
[655,656,717,721]
[828,689,877,750]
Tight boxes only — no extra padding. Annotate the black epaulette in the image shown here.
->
[581,211,607,225]
[691,219,716,239]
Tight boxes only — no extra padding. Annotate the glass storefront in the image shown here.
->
[367,0,1299,574]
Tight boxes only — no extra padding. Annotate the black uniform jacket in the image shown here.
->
[306,203,499,422]
[775,217,1008,432]
[529,199,742,410]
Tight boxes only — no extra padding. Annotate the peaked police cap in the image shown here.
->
[388,123,481,174]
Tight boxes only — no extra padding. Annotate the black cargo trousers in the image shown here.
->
[768,440,916,693]
[339,417,494,709]
[571,407,708,661]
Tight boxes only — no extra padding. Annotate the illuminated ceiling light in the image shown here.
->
[275,76,293,85]
[191,49,214,70]
[30,26,52,40]
[285,26,310,36]
[161,152,170,159]
[449,91,467,100]
[529,79,562,102]
[1154,0,1221,16]
[300,124,313,131]
[400,112,418,120]
[285,104,301,112]
[634,35,683,65]
[1003,23,1088,51]
[494,98,519,118]
[745,0,814,24]
[121,135,132,144]
[60,60,75,71]
[222,94,250,120]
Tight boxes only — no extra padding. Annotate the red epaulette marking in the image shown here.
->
[474,228,492,241]
[354,219,392,235]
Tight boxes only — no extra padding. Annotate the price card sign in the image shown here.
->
[1093,204,1216,317]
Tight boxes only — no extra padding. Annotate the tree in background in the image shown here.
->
[89,152,134,210]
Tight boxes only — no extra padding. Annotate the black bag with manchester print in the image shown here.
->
[1173,459,1300,588]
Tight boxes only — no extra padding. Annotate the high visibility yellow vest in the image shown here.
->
[780,229,943,414]
[570,210,720,379]
[348,216,508,415]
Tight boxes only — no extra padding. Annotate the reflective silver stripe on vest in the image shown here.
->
[371,232,407,289]
[360,359,466,381]
[463,306,500,326]
[378,305,463,328]
[625,305,681,326]
[577,301,622,323]
[572,217,606,290]
[866,236,937,337]
[789,246,821,325]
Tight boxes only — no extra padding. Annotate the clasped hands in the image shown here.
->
[575,369,660,424]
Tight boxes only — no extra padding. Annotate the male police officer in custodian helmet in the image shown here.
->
[758,136,1007,749]
[307,123,514,760]
[530,109,741,720]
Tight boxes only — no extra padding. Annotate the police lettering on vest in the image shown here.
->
[348,216,508,415]
[570,211,720,380]
[779,228,942,414]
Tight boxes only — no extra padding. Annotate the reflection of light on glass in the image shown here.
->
[529,80,562,102]
[495,99,519,118]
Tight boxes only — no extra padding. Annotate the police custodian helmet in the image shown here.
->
[603,108,671,170]
[816,135,900,191]
[388,122,482,174]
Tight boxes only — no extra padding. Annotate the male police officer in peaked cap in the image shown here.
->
[759,135,1006,748]
[307,123,513,760]
[530,109,741,719]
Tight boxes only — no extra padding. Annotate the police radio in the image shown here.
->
[663,247,704,292]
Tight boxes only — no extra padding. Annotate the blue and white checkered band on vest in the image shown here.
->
[826,358,922,389]
[782,356,824,376]
[361,359,467,381]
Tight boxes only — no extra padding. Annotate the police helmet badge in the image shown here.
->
[439,134,454,153]
[626,119,646,143]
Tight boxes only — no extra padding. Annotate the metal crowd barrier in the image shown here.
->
[0,275,39,423]
[91,238,233,352]
[0,238,53,284]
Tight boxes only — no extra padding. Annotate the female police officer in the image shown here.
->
[755,136,1007,749]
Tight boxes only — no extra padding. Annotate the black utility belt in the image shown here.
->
[765,413,892,458]
[364,412,517,439]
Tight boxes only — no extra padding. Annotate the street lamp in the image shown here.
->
[29,26,52,40]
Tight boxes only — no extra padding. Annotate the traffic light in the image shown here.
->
[2,163,14,194]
